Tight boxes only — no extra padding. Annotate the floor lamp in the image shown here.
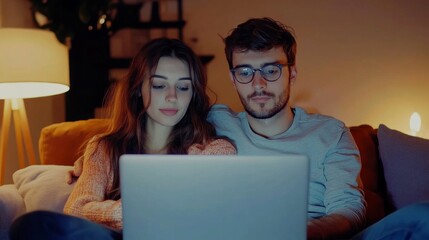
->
[0,28,69,185]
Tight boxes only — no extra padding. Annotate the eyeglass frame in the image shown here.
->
[230,63,293,84]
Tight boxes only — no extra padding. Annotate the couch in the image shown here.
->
[1,119,428,239]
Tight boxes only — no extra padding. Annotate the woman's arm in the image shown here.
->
[63,139,123,230]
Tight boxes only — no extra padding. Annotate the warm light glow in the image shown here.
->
[99,14,107,24]
[409,112,421,136]
[0,28,70,99]
[34,11,48,26]
[10,98,19,110]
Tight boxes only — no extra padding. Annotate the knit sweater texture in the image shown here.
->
[64,137,236,230]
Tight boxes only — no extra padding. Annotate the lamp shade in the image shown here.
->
[0,28,69,99]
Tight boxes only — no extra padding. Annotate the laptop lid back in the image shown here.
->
[120,154,309,240]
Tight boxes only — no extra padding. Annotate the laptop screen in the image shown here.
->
[120,154,309,240]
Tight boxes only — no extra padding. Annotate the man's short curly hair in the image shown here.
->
[224,17,297,69]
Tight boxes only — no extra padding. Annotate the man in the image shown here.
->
[208,17,365,239]
[209,17,429,240]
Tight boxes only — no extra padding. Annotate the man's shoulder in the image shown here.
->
[294,107,346,130]
[208,104,246,134]
[210,104,234,113]
[208,104,241,119]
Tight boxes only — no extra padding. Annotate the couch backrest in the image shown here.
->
[39,119,109,166]
[38,120,388,226]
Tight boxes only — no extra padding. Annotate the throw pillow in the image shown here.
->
[0,184,26,233]
[378,124,429,210]
[13,165,75,213]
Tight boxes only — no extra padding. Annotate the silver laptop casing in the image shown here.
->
[120,154,309,240]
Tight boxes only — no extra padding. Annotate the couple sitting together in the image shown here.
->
[10,17,429,240]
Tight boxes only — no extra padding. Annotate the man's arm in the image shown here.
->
[65,156,83,184]
[308,125,366,239]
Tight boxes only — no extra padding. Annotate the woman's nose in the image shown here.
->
[165,88,177,102]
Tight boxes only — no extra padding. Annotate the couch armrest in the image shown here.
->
[39,119,109,166]
[350,125,387,226]
[0,184,26,238]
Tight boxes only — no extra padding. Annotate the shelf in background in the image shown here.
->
[109,55,215,69]
[111,20,186,32]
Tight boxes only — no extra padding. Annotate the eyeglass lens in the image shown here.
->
[233,64,283,83]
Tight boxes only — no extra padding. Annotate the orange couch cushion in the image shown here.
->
[38,119,109,166]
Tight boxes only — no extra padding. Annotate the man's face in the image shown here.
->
[230,46,297,119]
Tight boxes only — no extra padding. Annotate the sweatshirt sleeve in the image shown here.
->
[63,138,123,230]
[323,126,366,230]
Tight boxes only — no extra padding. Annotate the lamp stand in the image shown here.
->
[0,99,36,185]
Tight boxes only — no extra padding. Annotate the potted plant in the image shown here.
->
[30,0,112,45]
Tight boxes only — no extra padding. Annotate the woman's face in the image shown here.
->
[142,56,193,128]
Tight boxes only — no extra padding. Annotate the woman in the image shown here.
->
[10,38,236,240]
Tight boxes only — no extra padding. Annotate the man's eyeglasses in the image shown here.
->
[230,63,290,84]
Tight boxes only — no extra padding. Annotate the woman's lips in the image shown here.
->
[159,108,178,116]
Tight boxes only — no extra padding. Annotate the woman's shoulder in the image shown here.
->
[188,138,236,155]
[83,134,110,165]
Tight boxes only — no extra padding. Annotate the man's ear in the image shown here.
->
[289,65,297,85]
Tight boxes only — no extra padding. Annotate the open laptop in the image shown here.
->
[119,154,309,240]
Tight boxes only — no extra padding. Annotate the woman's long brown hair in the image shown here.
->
[90,38,217,200]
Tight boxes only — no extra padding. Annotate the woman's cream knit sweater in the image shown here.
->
[64,137,236,230]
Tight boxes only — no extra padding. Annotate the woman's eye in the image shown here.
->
[152,84,165,90]
[177,85,190,91]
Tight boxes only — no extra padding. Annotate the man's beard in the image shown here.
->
[239,90,289,119]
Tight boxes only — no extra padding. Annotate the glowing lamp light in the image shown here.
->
[409,112,421,136]
[0,28,69,185]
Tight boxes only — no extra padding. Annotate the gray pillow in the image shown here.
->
[378,124,429,210]
[13,165,75,213]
